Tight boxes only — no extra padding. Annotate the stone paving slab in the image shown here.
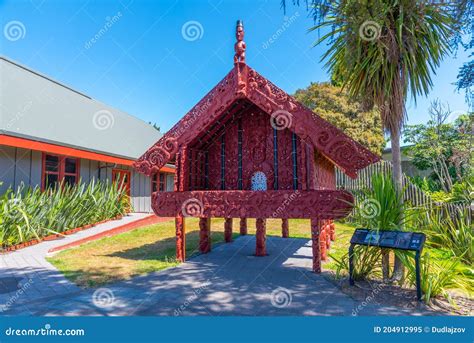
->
[0,213,151,311]
[1,235,438,316]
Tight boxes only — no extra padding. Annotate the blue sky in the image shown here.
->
[1,0,470,139]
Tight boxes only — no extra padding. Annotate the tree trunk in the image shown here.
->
[381,249,390,282]
[432,159,448,192]
[391,129,403,193]
[440,158,453,192]
[390,129,405,283]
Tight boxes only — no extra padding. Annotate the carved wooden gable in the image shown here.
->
[134,63,379,178]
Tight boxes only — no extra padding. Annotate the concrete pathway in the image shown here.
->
[1,235,437,316]
[0,213,151,311]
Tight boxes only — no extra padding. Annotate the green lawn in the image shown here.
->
[48,218,355,287]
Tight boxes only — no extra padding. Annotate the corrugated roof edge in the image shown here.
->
[0,56,170,163]
[0,56,92,99]
[0,56,162,138]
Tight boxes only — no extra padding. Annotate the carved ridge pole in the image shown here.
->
[199,217,211,253]
[239,218,247,235]
[255,218,266,256]
[311,218,322,273]
[224,218,233,243]
[281,218,289,238]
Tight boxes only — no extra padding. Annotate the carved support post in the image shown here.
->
[326,233,331,250]
[175,146,188,263]
[281,218,289,238]
[330,220,336,241]
[224,218,233,243]
[239,218,247,235]
[199,217,211,253]
[320,221,327,261]
[255,218,267,256]
[325,222,331,250]
[176,216,186,262]
[311,218,322,273]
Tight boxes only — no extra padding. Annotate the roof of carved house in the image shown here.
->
[134,63,379,178]
[134,20,379,178]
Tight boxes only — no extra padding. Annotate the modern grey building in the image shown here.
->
[0,57,174,212]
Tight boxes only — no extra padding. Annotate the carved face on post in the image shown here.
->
[236,25,244,41]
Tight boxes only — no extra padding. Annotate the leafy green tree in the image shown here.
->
[404,100,473,193]
[294,82,385,155]
[282,0,455,282]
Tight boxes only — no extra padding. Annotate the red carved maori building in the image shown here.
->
[134,21,379,273]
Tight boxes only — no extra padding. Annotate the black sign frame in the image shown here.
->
[348,228,426,301]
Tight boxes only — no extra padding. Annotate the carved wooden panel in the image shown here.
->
[134,64,379,179]
[225,122,239,190]
[207,140,221,190]
[241,110,274,190]
[152,190,353,219]
[314,151,336,190]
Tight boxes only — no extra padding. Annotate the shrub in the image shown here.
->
[0,180,130,248]
[331,245,381,280]
[352,172,408,230]
[396,251,472,304]
[417,206,472,264]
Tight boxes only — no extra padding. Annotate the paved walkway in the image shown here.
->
[2,235,437,316]
[0,213,152,310]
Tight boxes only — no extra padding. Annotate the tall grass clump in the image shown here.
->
[333,171,473,304]
[416,206,472,264]
[0,180,130,248]
[335,172,410,281]
[396,251,472,304]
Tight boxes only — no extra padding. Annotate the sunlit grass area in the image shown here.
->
[48,218,355,287]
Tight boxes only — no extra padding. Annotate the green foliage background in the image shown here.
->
[294,82,385,155]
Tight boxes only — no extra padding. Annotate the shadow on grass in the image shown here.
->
[108,231,240,262]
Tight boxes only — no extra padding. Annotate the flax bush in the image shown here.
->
[0,180,130,248]
[395,251,472,304]
[416,206,472,264]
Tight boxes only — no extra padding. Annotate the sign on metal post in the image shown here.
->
[348,229,426,301]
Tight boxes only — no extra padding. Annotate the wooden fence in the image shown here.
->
[336,160,472,219]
